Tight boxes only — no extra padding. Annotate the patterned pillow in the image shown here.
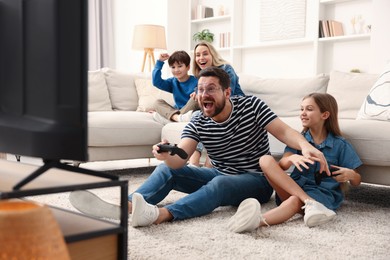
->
[357,63,390,121]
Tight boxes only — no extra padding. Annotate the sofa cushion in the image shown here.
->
[103,68,149,111]
[327,71,378,119]
[357,63,390,121]
[88,111,163,147]
[134,78,175,112]
[238,73,329,117]
[88,70,112,111]
[161,122,187,144]
[339,119,390,166]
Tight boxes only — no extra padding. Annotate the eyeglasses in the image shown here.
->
[195,86,222,95]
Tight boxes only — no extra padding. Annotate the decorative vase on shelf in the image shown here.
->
[351,15,364,34]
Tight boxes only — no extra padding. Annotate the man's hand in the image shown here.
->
[152,140,170,161]
[301,143,330,176]
[287,154,314,172]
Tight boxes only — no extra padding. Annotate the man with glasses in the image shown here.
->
[125,66,331,228]
[71,67,330,228]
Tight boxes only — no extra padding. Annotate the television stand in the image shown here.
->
[13,159,116,190]
[1,160,128,259]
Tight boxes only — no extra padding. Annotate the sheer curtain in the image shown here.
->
[88,0,115,70]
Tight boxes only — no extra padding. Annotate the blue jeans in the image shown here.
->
[128,164,273,220]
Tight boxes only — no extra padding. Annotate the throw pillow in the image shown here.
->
[357,63,390,121]
[88,70,112,111]
[327,71,378,119]
[134,79,174,112]
[103,68,141,111]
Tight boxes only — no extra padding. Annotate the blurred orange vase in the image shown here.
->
[0,200,70,259]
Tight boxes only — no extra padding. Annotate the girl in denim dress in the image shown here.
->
[229,93,362,233]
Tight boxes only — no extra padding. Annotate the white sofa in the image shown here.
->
[87,68,390,186]
[87,68,169,161]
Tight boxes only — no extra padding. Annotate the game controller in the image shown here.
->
[157,143,188,160]
[315,167,340,185]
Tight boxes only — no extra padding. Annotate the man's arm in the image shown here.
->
[265,118,330,175]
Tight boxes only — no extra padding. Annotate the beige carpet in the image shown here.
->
[30,170,390,260]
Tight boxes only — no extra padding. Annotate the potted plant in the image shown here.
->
[192,29,214,43]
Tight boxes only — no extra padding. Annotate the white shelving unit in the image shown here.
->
[317,0,372,73]
[183,0,373,77]
[189,0,237,52]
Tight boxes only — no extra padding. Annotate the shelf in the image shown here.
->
[320,0,369,4]
[319,33,370,42]
[191,15,231,24]
[51,206,121,260]
[235,38,314,50]
[0,160,123,198]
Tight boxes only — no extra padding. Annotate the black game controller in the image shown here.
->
[315,167,340,185]
[157,143,188,160]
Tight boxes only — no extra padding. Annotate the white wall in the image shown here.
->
[370,0,390,72]
[114,0,167,73]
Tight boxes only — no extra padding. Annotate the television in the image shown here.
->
[0,0,114,188]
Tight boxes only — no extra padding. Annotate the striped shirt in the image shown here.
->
[182,95,277,175]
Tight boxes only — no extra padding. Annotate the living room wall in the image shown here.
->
[113,0,390,75]
[113,0,167,73]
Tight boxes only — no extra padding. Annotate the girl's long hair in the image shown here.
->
[192,41,229,78]
[302,93,342,137]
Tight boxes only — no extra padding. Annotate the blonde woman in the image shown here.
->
[193,41,244,96]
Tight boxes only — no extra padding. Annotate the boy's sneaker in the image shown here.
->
[131,193,159,227]
[69,190,121,220]
[228,198,262,233]
[178,110,193,122]
[153,112,171,125]
[302,199,336,227]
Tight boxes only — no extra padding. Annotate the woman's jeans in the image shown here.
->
[128,164,273,220]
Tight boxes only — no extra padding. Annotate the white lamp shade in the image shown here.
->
[132,24,167,50]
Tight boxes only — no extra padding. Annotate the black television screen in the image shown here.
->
[0,0,88,162]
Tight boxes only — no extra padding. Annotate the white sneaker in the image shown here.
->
[131,193,159,227]
[302,199,336,227]
[228,198,262,233]
[178,110,193,122]
[153,112,171,125]
[69,190,121,220]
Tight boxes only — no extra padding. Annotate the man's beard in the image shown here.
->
[200,98,225,118]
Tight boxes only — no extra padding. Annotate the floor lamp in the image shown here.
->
[132,24,167,72]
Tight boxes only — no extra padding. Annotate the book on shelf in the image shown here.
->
[321,20,330,37]
[197,5,213,19]
[330,20,344,36]
[219,32,230,48]
[319,20,344,38]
